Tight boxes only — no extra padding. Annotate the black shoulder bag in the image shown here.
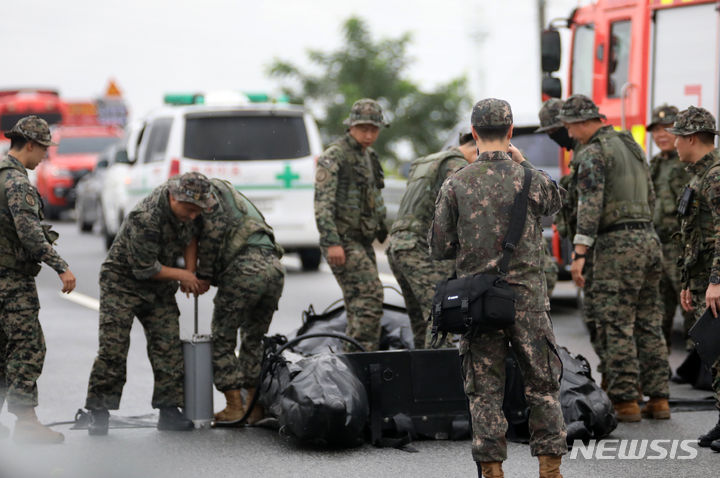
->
[430,168,532,347]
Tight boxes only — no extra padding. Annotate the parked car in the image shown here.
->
[75,142,126,237]
[112,92,324,269]
[35,125,123,219]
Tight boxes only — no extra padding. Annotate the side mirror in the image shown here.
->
[115,150,131,164]
[541,29,562,73]
[542,76,562,99]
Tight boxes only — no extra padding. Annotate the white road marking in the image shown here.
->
[60,291,100,311]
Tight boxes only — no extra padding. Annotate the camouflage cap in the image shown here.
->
[647,104,679,130]
[666,106,719,136]
[556,94,606,123]
[471,98,513,128]
[3,115,57,146]
[168,172,217,209]
[343,98,389,128]
[535,98,565,133]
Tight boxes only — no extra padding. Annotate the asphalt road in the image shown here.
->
[0,221,718,478]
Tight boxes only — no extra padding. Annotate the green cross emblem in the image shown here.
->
[276,164,300,188]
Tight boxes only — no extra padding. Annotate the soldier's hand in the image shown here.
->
[198,279,211,295]
[179,270,202,296]
[508,144,525,164]
[705,284,720,318]
[681,288,693,313]
[327,245,346,267]
[59,269,76,294]
[570,258,585,288]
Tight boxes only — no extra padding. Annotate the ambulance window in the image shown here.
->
[142,118,172,163]
[183,114,310,161]
[571,24,594,97]
[607,20,631,98]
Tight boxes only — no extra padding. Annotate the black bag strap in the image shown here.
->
[498,168,532,276]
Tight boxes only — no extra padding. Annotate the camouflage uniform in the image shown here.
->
[85,174,214,410]
[387,148,468,348]
[430,99,567,462]
[558,95,669,403]
[197,179,285,391]
[648,105,695,350]
[672,107,720,407]
[0,117,67,414]
[314,99,388,351]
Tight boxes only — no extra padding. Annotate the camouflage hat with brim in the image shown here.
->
[556,94,606,123]
[647,104,679,130]
[471,98,513,128]
[666,106,719,136]
[4,115,57,146]
[535,98,565,133]
[168,172,217,209]
[343,98,389,128]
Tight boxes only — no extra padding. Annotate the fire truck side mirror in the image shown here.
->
[542,76,562,99]
[541,29,562,73]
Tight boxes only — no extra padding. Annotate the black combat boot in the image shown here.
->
[698,413,720,447]
[157,407,194,431]
[88,408,109,436]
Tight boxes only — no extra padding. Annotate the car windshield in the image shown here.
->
[183,113,310,161]
[57,137,119,155]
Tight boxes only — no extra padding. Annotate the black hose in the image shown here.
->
[212,333,366,428]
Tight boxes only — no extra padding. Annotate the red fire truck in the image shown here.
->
[0,89,63,149]
[542,0,720,170]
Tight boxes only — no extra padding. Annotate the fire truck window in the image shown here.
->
[571,24,594,97]
[142,118,172,163]
[608,20,631,98]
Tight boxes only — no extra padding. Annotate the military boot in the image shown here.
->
[88,408,110,436]
[698,413,720,447]
[12,406,64,444]
[157,407,194,431]
[640,398,670,420]
[612,400,641,422]
[214,390,245,422]
[477,461,504,478]
[245,388,265,425]
[538,455,562,478]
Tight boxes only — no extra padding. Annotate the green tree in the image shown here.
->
[268,16,471,171]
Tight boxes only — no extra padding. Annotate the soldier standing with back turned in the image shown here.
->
[314,99,389,351]
[430,99,567,478]
[671,107,720,451]
[0,116,76,444]
[387,132,476,348]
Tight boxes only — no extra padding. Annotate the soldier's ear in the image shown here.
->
[506,124,514,141]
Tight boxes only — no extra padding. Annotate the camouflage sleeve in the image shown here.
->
[646,164,656,217]
[314,147,342,247]
[428,180,459,260]
[702,168,720,282]
[6,174,68,273]
[196,213,225,280]
[124,210,166,280]
[573,144,605,247]
[372,153,388,236]
[527,167,564,218]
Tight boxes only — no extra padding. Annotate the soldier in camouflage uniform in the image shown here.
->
[195,179,285,424]
[387,132,476,348]
[559,95,670,422]
[648,104,695,352]
[671,107,720,450]
[84,172,214,435]
[314,99,389,351]
[430,99,566,478]
[0,116,76,444]
[537,99,606,383]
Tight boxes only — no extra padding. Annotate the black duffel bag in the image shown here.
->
[430,168,531,346]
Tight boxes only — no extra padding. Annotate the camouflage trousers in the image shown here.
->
[85,270,184,410]
[591,229,669,402]
[543,253,558,298]
[387,244,454,348]
[0,269,44,412]
[212,249,284,391]
[461,309,567,462]
[660,240,696,351]
[326,240,383,351]
[689,290,720,409]
[579,248,603,375]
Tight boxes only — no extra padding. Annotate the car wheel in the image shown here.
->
[299,248,322,271]
[78,204,93,232]
[44,204,61,221]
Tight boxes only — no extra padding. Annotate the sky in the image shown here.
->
[1,0,582,124]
